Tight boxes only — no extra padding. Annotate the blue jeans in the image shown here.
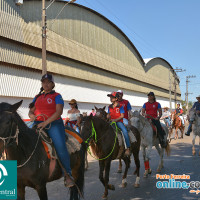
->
[164,118,171,126]
[67,122,80,133]
[34,119,72,175]
[187,121,193,134]
[116,122,130,148]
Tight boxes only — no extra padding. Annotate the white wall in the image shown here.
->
[0,66,176,119]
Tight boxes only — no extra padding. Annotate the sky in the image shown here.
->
[68,0,200,102]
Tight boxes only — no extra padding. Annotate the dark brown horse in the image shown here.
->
[81,115,141,200]
[171,111,185,140]
[0,101,85,200]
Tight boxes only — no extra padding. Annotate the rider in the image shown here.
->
[160,107,171,127]
[117,90,132,126]
[107,92,131,156]
[28,73,74,187]
[175,103,185,126]
[142,92,167,148]
[185,95,200,136]
[64,99,81,133]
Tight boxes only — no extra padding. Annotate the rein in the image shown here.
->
[85,121,118,160]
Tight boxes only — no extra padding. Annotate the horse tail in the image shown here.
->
[165,140,171,156]
[70,143,86,200]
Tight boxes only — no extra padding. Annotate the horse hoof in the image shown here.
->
[143,173,148,178]
[117,169,122,173]
[148,169,152,174]
[108,184,115,190]
[102,194,107,200]
[192,152,196,156]
[134,183,140,188]
[122,182,127,188]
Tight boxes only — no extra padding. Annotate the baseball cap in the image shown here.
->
[107,92,120,98]
[147,92,155,96]
[41,73,54,83]
[117,90,123,94]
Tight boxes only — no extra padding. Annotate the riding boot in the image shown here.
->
[117,146,124,159]
[64,173,75,188]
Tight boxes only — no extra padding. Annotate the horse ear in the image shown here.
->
[10,100,23,112]
[89,113,93,119]
[94,106,98,110]
[103,106,106,110]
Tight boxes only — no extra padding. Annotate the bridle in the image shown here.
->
[0,111,19,159]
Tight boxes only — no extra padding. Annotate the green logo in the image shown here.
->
[0,161,17,199]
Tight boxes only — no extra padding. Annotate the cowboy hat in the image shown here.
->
[69,99,77,105]
[196,95,200,99]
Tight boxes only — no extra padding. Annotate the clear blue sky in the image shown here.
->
[73,0,200,102]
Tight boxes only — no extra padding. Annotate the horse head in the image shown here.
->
[0,100,23,150]
[95,106,107,120]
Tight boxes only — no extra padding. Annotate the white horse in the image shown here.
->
[189,108,200,156]
[130,110,170,177]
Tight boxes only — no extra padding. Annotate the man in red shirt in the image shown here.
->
[107,92,131,156]
[117,90,132,125]
[142,92,167,148]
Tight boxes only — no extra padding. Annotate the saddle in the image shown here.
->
[33,126,82,160]
[110,123,137,147]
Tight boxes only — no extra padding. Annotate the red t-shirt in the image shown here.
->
[33,91,64,121]
[118,99,132,119]
[108,104,124,122]
[142,101,161,119]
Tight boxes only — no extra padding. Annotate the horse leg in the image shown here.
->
[192,134,196,156]
[117,159,122,173]
[180,127,183,139]
[132,148,140,188]
[155,143,164,172]
[85,151,89,170]
[102,160,113,200]
[175,127,178,140]
[121,156,130,188]
[143,146,152,177]
[17,185,25,200]
[199,136,200,156]
[36,184,48,200]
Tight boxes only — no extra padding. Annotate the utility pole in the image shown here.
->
[42,0,47,75]
[169,68,172,111]
[169,68,185,108]
[186,75,196,111]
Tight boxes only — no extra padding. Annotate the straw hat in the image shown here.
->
[69,99,77,105]
[163,107,169,110]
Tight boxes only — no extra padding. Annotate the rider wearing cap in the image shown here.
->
[28,73,74,187]
[117,90,132,126]
[107,92,131,156]
[142,92,167,148]
[175,103,185,126]
[185,95,200,136]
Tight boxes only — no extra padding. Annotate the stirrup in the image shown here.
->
[64,174,75,188]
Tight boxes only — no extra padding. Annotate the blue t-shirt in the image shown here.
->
[192,101,200,111]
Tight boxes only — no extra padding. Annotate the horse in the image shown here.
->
[80,115,141,200]
[171,111,185,140]
[188,108,200,156]
[0,100,85,200]
[130,110,170,176]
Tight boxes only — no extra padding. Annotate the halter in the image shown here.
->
[85,120,118,160]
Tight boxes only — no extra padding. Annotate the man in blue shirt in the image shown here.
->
[185,95,200,136]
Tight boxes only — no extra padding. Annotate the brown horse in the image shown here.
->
[171,111,185,140]
[0,101,85,200]
[81,115,141,200]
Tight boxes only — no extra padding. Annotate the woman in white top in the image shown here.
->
[64,99,81,133]
[160,107,171,127]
